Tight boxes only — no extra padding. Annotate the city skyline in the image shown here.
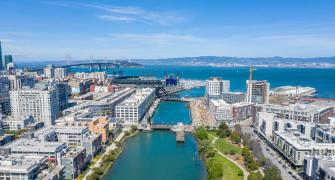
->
[1,0,335,61]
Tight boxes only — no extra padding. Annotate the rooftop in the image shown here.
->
[0,155,47,173]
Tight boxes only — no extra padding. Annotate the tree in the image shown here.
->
[234,124,243,137]
[218,122,229,130]
[131,125,138,132]
[263,166,282,180]
[196,127,208,140]
[231,131,241,144]
[208,160,223,179]
[248,172,263,180]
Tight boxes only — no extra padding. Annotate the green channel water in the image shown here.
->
[104,100,207,180]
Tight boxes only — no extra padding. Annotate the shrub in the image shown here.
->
[196,127,208,140]
[247,172,263,180]
[207,160,223,179]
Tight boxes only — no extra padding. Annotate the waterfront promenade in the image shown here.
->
[83,131,126,180]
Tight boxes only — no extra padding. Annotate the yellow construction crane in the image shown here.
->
[249,64,254,81]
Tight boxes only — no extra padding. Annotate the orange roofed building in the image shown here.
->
[88,116,109,144]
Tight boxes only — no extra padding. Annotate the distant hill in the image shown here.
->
[135,56,335,68]
[17,56,335,68]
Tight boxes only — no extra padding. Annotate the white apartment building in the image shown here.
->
[205,77,230,101]
[54,67,68,80]
[209,99,254,123]
[1,115,35,131]
[44,64,55,78]
[209,99,232,123]
[272,129,335,166]
[0,155,48,180]
[10,88,59,125]
[259,103,334,123]
[246,80,270,104]
[256,112,316,140]
[116,88,156,125]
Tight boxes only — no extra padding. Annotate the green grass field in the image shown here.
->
[215,138,242,155]
[210,154,244,180]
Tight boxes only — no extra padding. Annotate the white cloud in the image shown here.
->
[44,1,187,26]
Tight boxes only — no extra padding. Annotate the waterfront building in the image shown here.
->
[222,92,246,104]
[64,87,135,116]
[44,64,55,78]
[259,103,334,123]
[271,86,316,98]
[10,88,59,125]
[54,67,68,80]
[246,80,270,104]
[8,74,35,90]
[304,155,335,180]
[272,129,335,166]
[0,41,3,70]
[60,147,86,180]
[88,116,109,144]
[81,133,102,158]
[1,115,35,131]
[205,77,230,101]
[0,76,10,115]
[3,55,13,69]
[209,99,254,123]
[0,155,48,180]
[116,88,156,125]
[256,112,316,140]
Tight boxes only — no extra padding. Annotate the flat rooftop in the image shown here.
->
[117,88,155,107]
[0,155,47,173]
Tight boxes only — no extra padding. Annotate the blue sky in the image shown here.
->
[1,0,335,61]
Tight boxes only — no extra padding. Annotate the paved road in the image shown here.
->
[237,119,296,180]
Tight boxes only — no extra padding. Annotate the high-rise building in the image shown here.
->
[205,77,230,101]
[55,67,68,80]
[0,41,3,70]
[55,82,69,112]
[10,88,59,125]
[0,77,10,115]
[44,64,55,78]
[8,75,35,90]
[3,55,12,69]
[246,80,270,104]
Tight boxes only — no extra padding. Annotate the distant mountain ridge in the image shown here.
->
[17,56,335,68]
[135,56,335,67]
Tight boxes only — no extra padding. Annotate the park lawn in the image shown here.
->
[215,138,242,155]
[211,154,243,180]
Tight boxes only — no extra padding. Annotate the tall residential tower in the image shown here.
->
[0,41,3,70]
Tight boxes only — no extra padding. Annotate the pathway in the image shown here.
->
[83,131,125,180]
[209,134,249,180]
